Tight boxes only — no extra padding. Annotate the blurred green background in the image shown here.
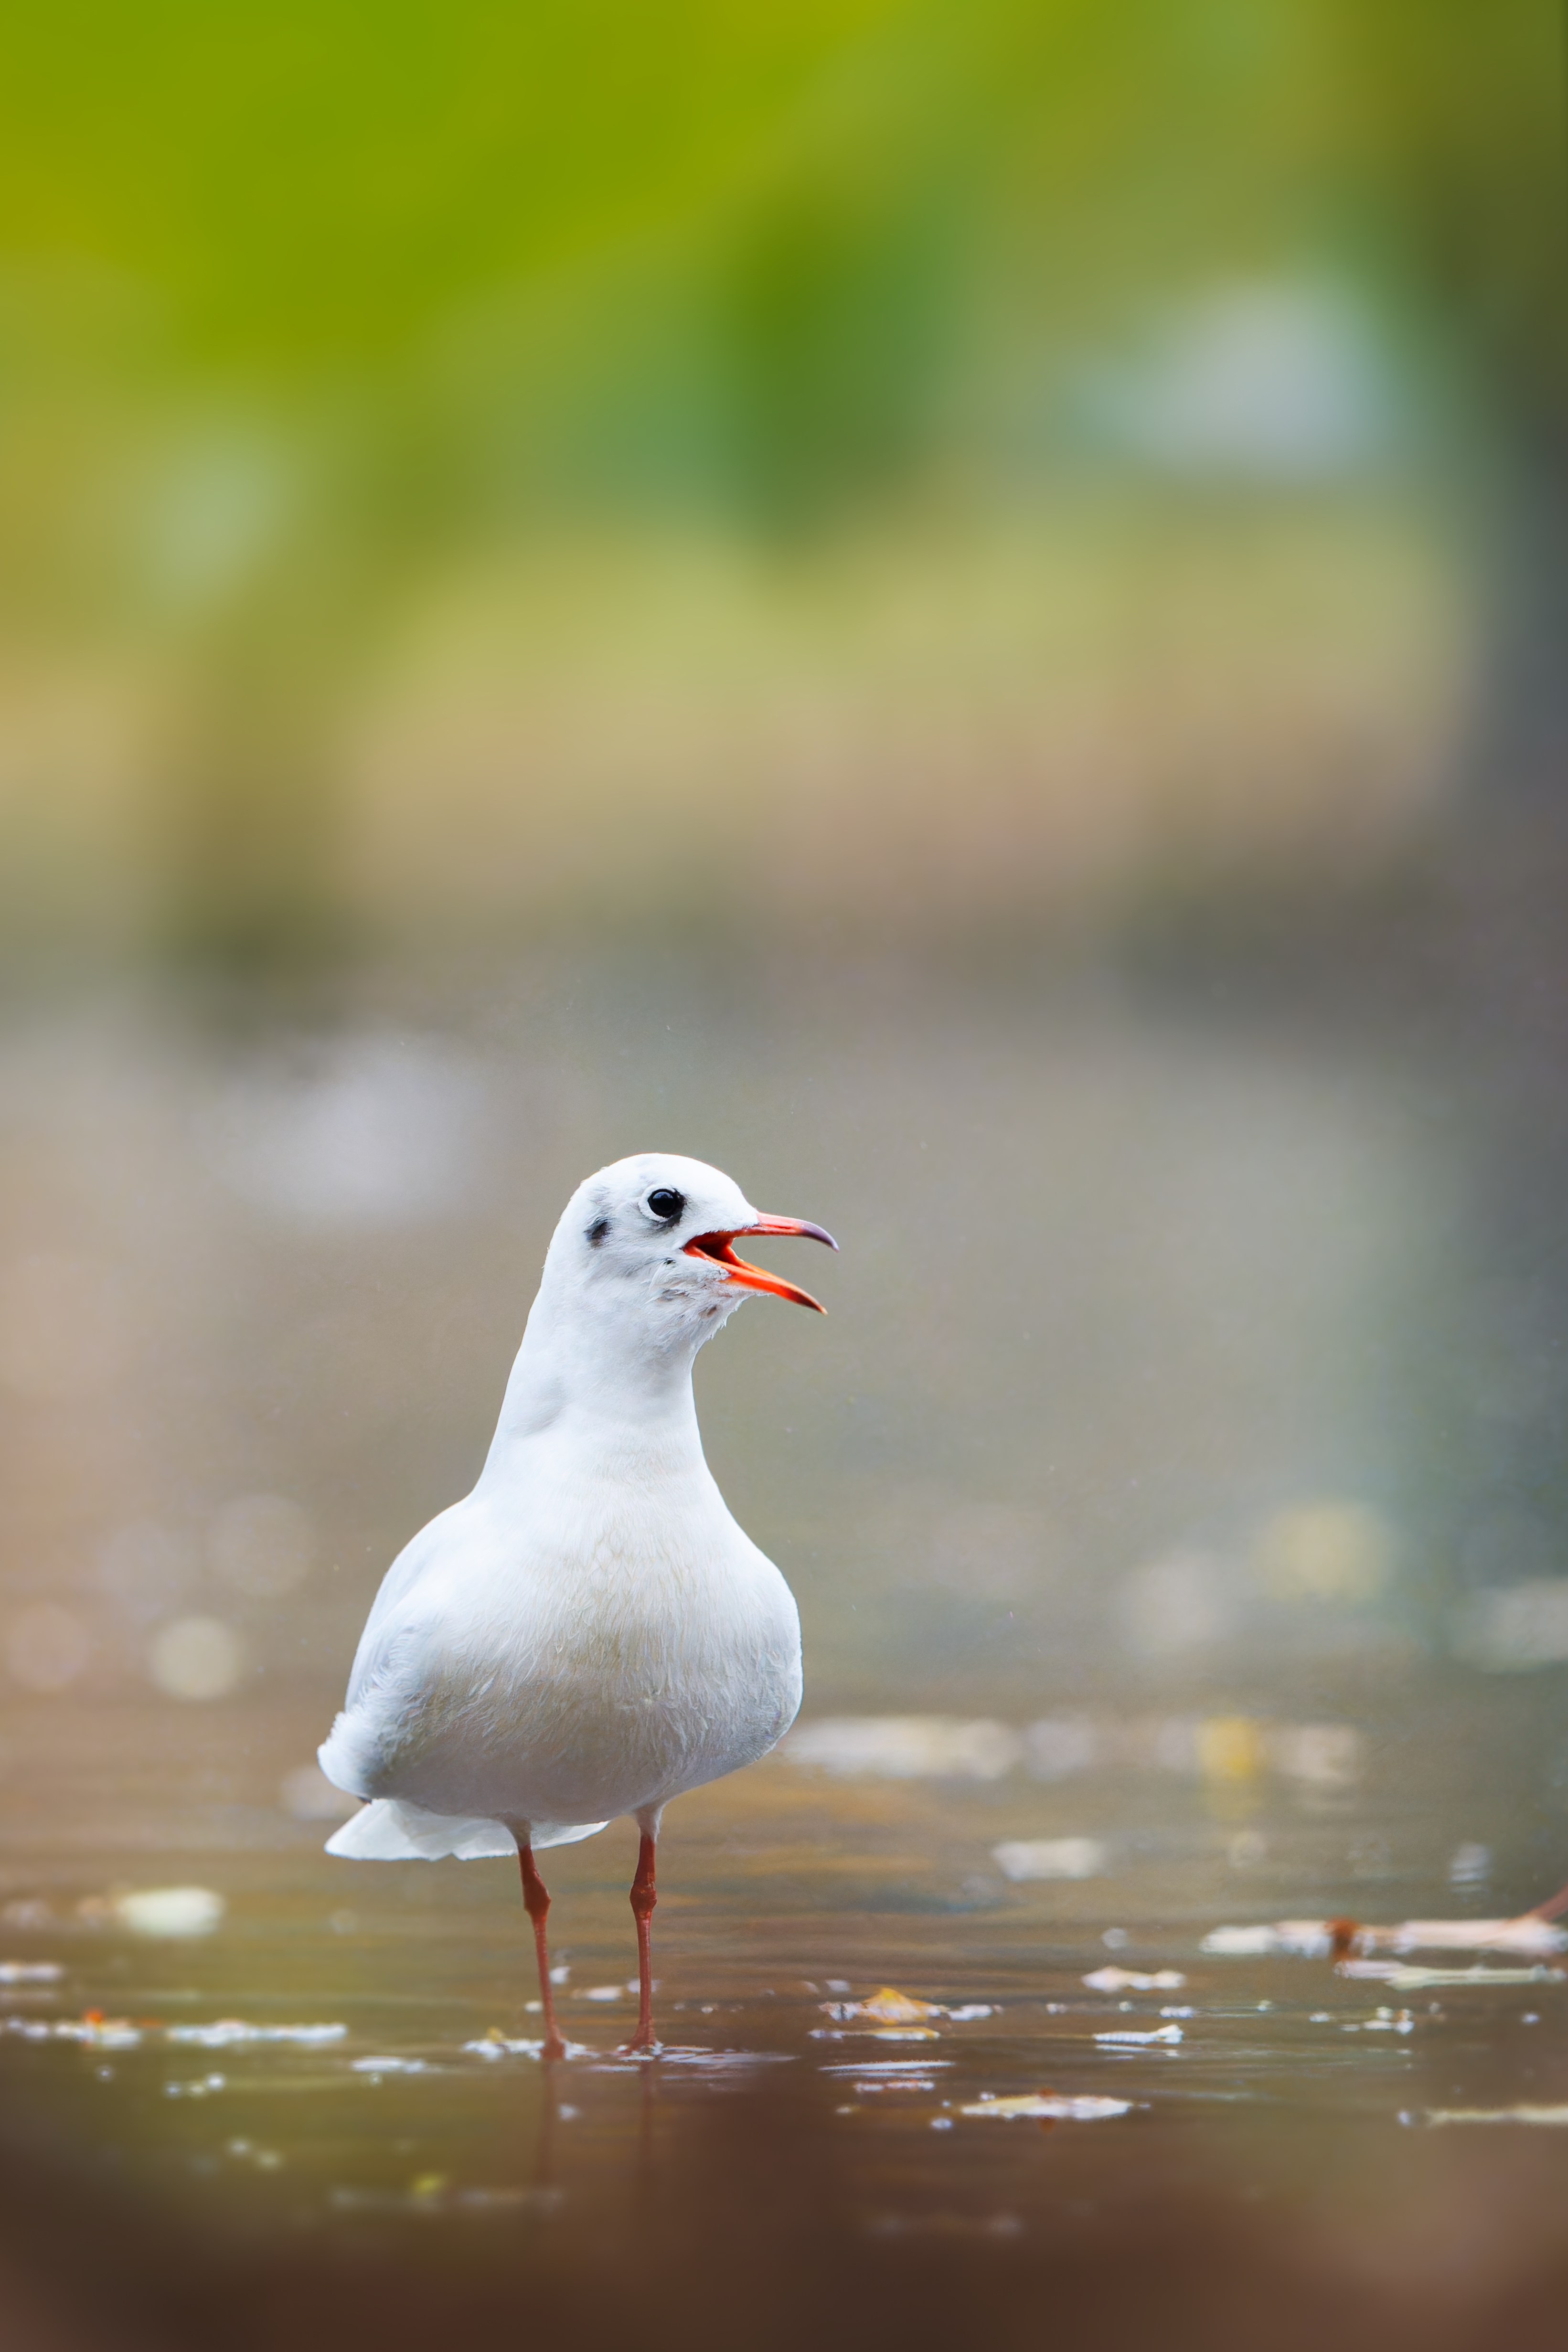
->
[7,15,1568,2348]
[0,0,1561,962]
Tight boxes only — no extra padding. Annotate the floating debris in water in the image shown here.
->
[462,2033,592,2062]
[858,1988,939,2022]
[816,1986,995,2027]
[1202,1921,1339,1957]
[1095,2023,1183,2045]
[638,2047,793,2070]
[164,2074,225,2097]
[351,2055,429,2076]
[992,1838,1108,1882]
[959,2093,1133,2121]
[0,1961,63,1983]
[1413,2106,1568,2128]
[822,2060,952,2088]
[1202,1915,1566,1960]
[1379,1918,1566,1955]
[1340,1963,1564,1991]
[112,1888,225,1939]
[166,2020,349,2047]
[1083,1968,1186,1992]
[820,1987,941,2024]
[3,2011,140,2048]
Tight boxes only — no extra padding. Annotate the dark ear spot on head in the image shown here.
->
[587,1217,611,1248]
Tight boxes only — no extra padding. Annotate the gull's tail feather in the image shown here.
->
[324,1798,608,1861]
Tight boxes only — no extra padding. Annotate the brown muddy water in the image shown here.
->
[3,944,1568,2350]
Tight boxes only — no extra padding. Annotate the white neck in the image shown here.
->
[474,1262,713,1492]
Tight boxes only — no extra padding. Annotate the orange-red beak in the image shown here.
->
[683,1213,838,1313]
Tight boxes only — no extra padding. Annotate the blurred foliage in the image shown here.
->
[3,1,1561,500]
[0,1,1560,957]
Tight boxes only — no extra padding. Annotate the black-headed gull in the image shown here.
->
[319,1153,835,2055]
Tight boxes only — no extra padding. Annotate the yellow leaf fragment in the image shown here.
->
[859,1986,943,2023]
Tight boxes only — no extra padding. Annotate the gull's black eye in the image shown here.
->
[647,1187,685,1223]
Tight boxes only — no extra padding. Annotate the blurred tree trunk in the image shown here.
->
[1333,0,1568,813]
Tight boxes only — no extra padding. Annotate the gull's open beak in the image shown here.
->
[683,1213,838,1313]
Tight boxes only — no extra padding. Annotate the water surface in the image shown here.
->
[2,950,1566,2348]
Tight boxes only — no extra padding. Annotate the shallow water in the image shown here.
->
[6,1730,1568,2350]
[3,948,1568,2347]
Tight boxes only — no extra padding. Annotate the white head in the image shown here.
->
[536,1155,836,1373]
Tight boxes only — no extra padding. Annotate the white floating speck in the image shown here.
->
[1084,1968,1186,1992]
[992,1838,1108,1883]
[960,2093,1133,2120]
[1095,2023,1183,2045]
[1203,1916,1566,1961]
[113,1887,225,1939]
[166,2020,348,2048]
[1201,1921,1329,1957]
[1421,2105,1568,2128]
[3,2014,141,2048]
[1340,1962,1563,1991]
[461,2035,592,2062]
[821,2060,952,2078]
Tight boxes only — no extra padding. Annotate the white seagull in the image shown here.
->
[318,1153,835,2055]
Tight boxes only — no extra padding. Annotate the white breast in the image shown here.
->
[320,1429,801,1840]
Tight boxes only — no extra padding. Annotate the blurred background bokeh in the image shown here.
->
[4,8,1568,2347]
[1,0,1563,966]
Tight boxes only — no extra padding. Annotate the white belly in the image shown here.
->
[348,1497,802,1831]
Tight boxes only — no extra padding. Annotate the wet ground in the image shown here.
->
[4,943,1568,2347]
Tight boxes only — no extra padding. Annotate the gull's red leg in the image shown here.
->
[519,1842,565,2061]
[627,1831,658,2052]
